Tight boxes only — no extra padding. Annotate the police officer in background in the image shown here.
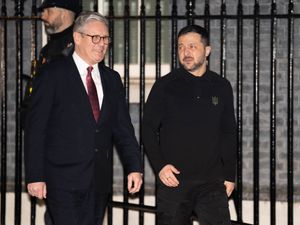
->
[24,1,81,224]
[22,0,80,114]
[38,0,81,65]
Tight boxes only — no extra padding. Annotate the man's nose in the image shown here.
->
[40,11,47,21]
[184,48,191,56]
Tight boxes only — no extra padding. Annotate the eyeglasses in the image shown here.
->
[79,32,111,45]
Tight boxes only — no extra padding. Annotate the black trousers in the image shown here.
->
[156,179,231,225]
[46,186,108,225]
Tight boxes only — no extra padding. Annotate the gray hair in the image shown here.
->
[73,11,109,33]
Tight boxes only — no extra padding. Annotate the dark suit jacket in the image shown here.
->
[24,54,142,193]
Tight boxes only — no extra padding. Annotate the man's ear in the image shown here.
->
[73,32,80,44]
[205,46,211,57]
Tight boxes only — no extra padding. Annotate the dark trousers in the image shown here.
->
[46,187,108,225]
[156,179,231,225]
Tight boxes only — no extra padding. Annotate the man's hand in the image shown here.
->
[224,180,235,197]
[127,172,143,194]
[159,164,180,187]
[27,182,47,200]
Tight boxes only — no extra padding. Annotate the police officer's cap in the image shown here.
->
[38,0,81,14]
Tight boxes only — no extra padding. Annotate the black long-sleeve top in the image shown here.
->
[21,26,74,128]
[142,68,237,182]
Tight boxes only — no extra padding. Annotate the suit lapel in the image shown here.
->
[65,56,96,125]
[97,63,110,125]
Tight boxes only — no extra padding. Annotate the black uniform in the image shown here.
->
[38,25,74,66]
[142,68,237,225]
[22,25,74,127]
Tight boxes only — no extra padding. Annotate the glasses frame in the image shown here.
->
[78,32,111,45]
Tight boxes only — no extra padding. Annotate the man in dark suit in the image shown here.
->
[23,2,81,224]
[25,11,143,225]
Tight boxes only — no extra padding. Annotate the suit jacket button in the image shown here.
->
[95,129,99,133]
[94,148,99,152]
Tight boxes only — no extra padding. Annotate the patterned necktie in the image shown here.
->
[86,66,100,122]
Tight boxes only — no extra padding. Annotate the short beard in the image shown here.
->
[180,61,202,73]
[44,25,57,35]
[43,17,63,35]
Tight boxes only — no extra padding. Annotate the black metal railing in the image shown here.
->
[1,0,299,225]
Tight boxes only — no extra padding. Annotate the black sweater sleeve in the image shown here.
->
[220,80,237,182]
[142,80,166,174]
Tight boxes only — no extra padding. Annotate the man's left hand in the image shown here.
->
[127,172,143,194]
[224,180,235,197]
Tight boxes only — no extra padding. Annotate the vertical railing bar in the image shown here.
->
[124,1,130,105]
[14,0,24,224]
[0,1,8,224]
[93,0,98,12]
[107,0,114,223]
[220,0,226,78]
[287,1,294,225]
[153,1,162,221]
[235,0,243,222]
[139,2,146,224]
[123,1,130,224]
[108,0,114,69]
[253,1,260,225]
[186,0,195,25]
[30,0,37,59]
[30,195,36,225]
[270,2,277,224]
[204,0,210,69]
[171,0,177,70]
[204,0,210,31]
[155,0,161,80]
[29,1,38,224]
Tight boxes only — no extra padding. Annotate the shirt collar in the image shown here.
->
[72,52,98,77]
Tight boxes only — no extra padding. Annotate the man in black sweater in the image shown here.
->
[142,25,237,225]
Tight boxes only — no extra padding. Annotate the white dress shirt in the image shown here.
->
[72,52,104,109]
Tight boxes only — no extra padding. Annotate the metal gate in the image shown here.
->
[1,0,300,225]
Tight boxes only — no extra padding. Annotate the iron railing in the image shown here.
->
[1,0,299,225]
